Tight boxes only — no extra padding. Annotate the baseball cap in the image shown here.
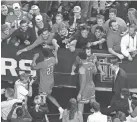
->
[20,73,30,80]
[31,5,39,10]
[73,6,81,13]
[13,3,21,10]
[35,15,43,22]
[1,5,8,11]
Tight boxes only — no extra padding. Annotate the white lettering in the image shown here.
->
[1,58,37,77]
[19,59,36,77]
[1,58,17,76]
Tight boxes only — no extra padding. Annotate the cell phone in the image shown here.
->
[17,102,22,106]
[32,77,37,81]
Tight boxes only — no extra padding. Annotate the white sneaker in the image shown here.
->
[58,107,64,119]
[107,106,111,108]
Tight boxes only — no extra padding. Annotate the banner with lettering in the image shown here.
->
[1,44,137,89]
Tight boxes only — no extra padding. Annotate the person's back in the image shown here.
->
[79,62,97,100]
[7,103,32,122]
[1,88,21,121]
[62,109,83,122]
[39,57,56,93]
[87,112,107,122]
[87,102,107,122]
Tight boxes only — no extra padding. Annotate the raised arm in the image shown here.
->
[22,104,32,121]
[7,103,17,120]
[16,37,42,55]
[31,53,44,70]
[52,50,58,64]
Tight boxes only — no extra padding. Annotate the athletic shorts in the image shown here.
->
[81,82,95,101]
[39,80,54,95]
[79,95,96,104]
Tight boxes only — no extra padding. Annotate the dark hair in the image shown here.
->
[67,98,78,120]
[16,107,23,117]
[109,8,117,15]
[5,88,14,98]
[110,58,119,66]
[42,49,50,58]
[80,25,90,32]
[109,19,117,27]
[90,102,100,112]
[116,111,126,122]
[42,27,50,33]
[121,88,130,99]
[78,51,87,60]
[56,14,63,20]
[129,24,136,29]
[20,19,28,25]
[95,26,104,32]
[83,46,92,53]
[96,14,104,20]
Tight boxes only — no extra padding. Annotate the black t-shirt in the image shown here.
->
[74,32,95,49]
[29,105,48,122]
[10,27,37,45]
[54,30,73,48]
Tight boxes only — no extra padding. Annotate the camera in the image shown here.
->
[31,76,37,81]
[17,102,22,106]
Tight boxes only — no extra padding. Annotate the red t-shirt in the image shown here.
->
[107,26,123,52]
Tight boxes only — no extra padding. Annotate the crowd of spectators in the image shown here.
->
[1,1,137,122]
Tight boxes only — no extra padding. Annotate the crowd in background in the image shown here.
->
[1,0,137,122]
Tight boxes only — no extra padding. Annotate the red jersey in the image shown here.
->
[87,55,97,64]
[82,62,97,83]
[79,61,97,100]
[74,54,97,67]
[33,57,56,93]
[40,57,56,82]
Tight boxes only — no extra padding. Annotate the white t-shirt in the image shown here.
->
[14,80,29,101]
[87,112,107,122]
[126,115,137,122]
[1,99,21,120]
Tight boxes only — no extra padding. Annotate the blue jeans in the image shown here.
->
[81,1,93,20]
